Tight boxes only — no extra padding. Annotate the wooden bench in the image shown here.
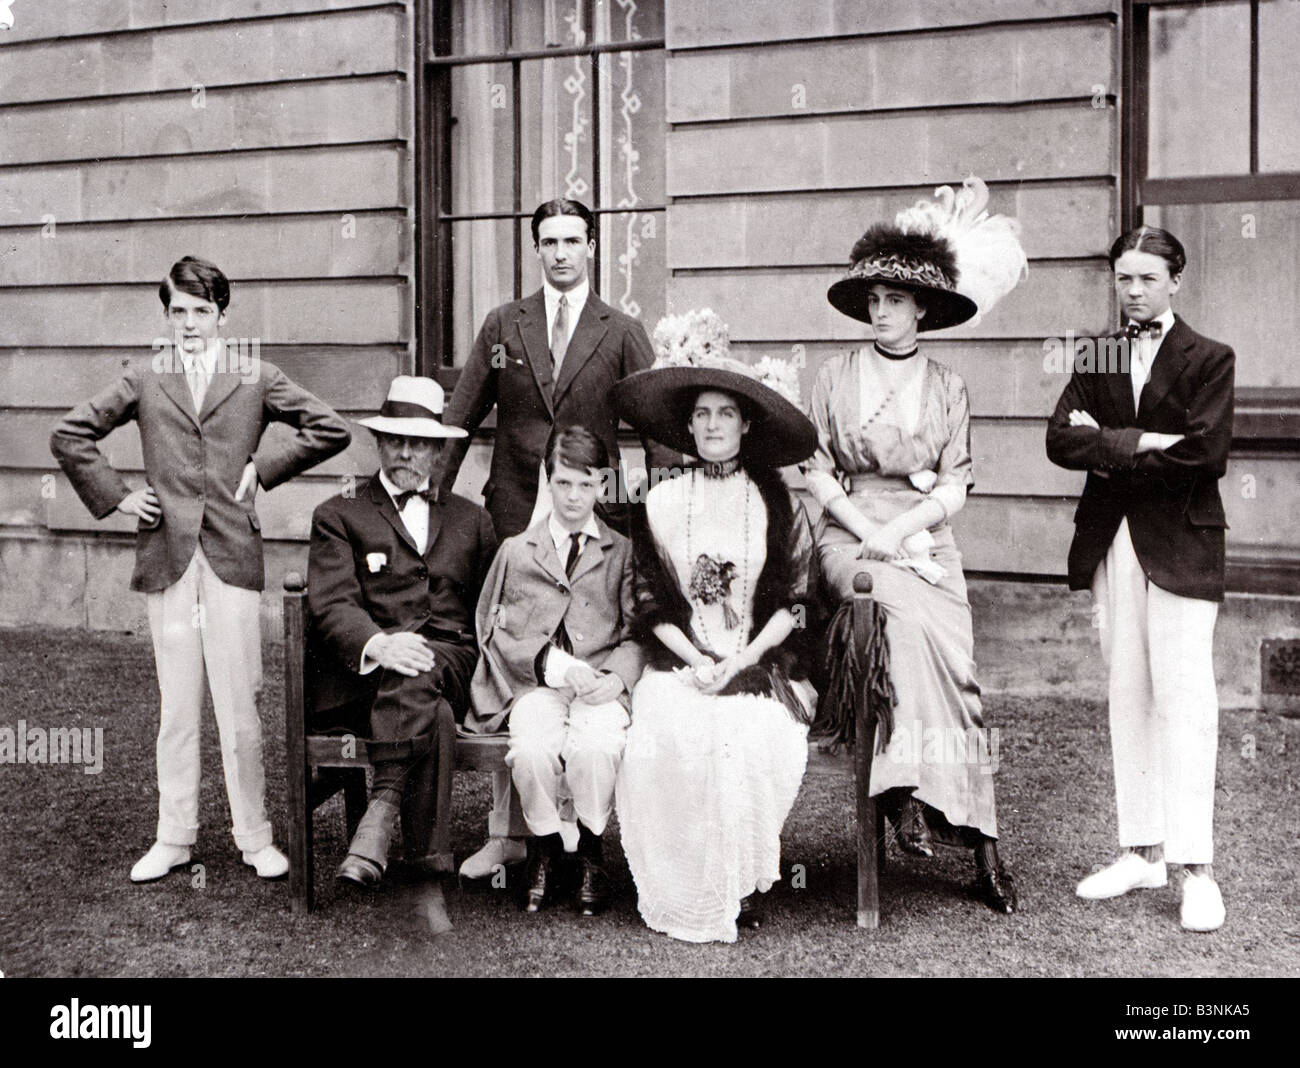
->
[282,572,885,925]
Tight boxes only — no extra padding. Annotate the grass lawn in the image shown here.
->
[1,625,1297,978]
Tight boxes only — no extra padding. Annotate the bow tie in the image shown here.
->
[393,487,436,510]
[1124,321,1164,340]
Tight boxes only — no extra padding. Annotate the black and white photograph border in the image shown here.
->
[0,0,1298,995]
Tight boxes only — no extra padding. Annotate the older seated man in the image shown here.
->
[306,377,497,931]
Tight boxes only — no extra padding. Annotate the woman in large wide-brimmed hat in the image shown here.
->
[612,310,818,943]
[806,177,1025,914]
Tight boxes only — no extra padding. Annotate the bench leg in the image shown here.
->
[855,734,880,929]
[287,728,311,915]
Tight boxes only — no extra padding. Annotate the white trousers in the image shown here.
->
[1091,519,1220,864]
[505,688,629,852]
[145,545,272,852]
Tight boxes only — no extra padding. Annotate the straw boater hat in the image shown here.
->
[612,309,816,468]
[356,376,467,438]
[827,176,1028,332]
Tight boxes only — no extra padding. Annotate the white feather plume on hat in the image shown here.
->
[893,176,1028,325]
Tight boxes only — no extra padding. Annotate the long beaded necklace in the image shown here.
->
[684,467,751,654]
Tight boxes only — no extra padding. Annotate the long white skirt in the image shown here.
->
[615,668,810,944]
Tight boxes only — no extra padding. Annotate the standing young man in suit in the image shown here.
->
[306,377,497,918]
[1046,227,1235,932]
[467,425,642,915]
[51,256,352,883]
[437,197,679,878]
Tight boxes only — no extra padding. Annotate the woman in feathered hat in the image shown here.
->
[612,310,819,943]
[806,178,1025,914]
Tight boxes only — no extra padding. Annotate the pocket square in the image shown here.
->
[366,552,387,573]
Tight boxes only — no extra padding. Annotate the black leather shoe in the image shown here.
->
[575,858,609,916]
[738,894,763,929]
[895,797,935,858]
[336,853,384,888]
[975,865,1018,915]
[522,834,562,913]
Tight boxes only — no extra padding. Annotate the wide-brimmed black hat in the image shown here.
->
[612,310,816,468]
[827,225,978,331]
[615,364,816,469]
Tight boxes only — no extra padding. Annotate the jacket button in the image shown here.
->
[573,632,583,642]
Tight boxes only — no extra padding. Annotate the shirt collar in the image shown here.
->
[547,509,600,554]
[179,339,220,376]
[378,468,431,506]
[543,278,588,316]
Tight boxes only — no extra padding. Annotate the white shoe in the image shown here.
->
[1181,872,1225,932]
[130,841,192,883]
[1076,853,1167,899]
[458,837,526,879]
[242,844,289,879]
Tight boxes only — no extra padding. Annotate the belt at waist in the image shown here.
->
[847,472,919,493]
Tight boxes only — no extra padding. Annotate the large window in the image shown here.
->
[418,0,666,372]
[1124,0,1300,387]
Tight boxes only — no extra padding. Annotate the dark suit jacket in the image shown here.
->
[1045,317,1235,602]
[50,359,350,592]
[435,288,681,539]
[306,474,498,719]
[466,515,643,734]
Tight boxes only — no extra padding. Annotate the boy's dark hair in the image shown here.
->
[531,198,596,246]
[1108,226,1187,278]
[159,256,231,312]
[545,424,609,477]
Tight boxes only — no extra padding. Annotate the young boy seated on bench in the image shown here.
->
[465,425,642,915]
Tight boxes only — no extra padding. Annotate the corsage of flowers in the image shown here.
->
[688,553,740,629]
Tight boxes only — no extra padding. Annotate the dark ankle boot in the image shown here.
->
[974,836,1017,915]
[336,798,399,888]
[575,824,608,916]
[738,893,764,929]
[522,833,563,913]
[895,796,934,857]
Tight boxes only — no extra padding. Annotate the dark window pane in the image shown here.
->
[597,0,664,42]
[448,218,517,366]
[1148,3,1251,177]
[447,0,511,55]
[443,1,663,56]
[1148,200,1300,387]
[599,208,666,326]
[1260,0,1300,173]
[446,0,582,55]
[449,61,515,215]
[519,56,596,210]
[600,49,666,208]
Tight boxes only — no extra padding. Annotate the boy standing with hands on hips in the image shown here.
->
[51,256,351,883]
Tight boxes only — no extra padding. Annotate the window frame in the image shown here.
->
[1121,0,1300,230]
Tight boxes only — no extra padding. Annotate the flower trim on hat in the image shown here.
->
[651,308,803,407]
[844,253,954,293]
